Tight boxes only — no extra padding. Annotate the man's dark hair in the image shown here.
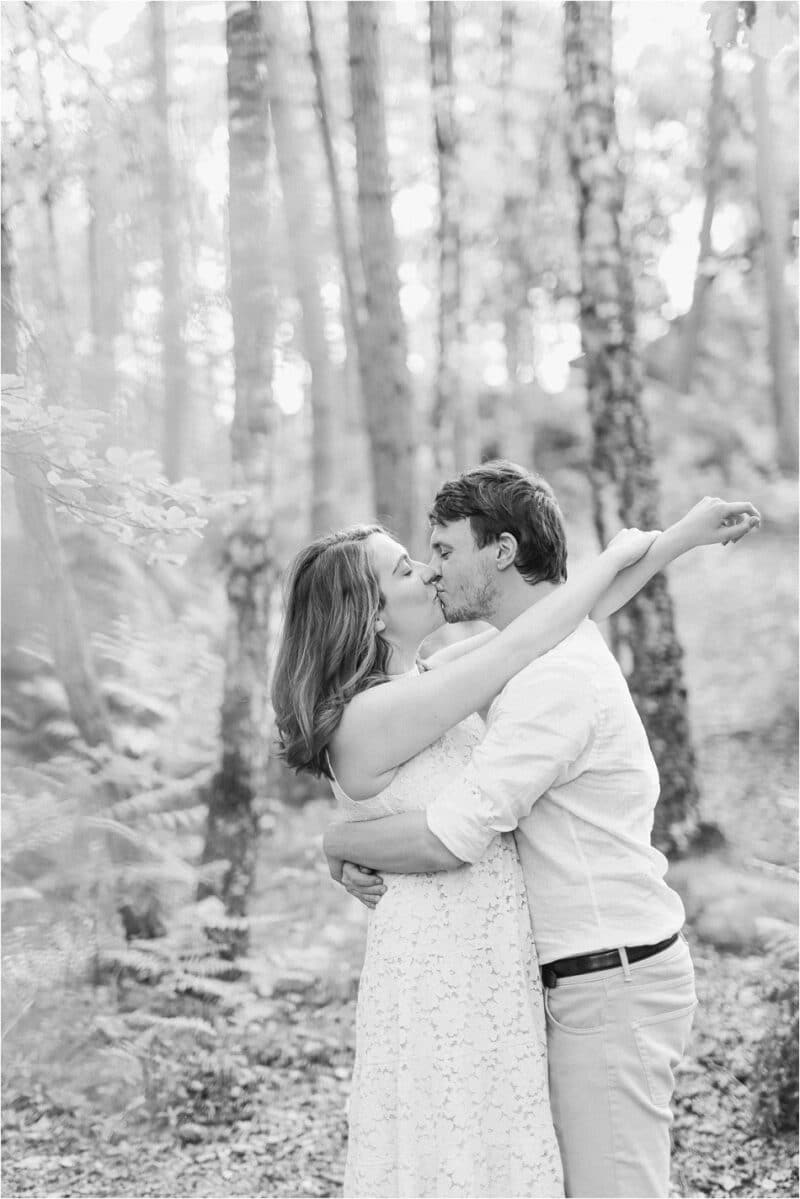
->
[429,460,567,585]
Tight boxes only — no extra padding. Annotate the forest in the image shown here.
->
[1,1,798,1196]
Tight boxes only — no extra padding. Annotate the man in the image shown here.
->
[323,462,759,1198]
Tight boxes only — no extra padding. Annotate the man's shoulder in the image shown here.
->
[490,621,608,716]
[509,619,611,680]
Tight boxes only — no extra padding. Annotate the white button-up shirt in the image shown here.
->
[426,619,686,965]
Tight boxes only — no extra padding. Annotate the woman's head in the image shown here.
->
[271,525,442,777]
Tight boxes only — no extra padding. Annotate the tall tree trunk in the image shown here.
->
[264,6,338,536]
[2,208,113,749]
[25,6,68,331]
[348,1,416,545]
[430,1,470,473]
[498,1,530,465]
[751,54,798,474]
[564,1,702,856]
[200,1,277,918]
[1,210,18,376]
[151,1,189,482]
[306,0,374,518]
[86,90,122,448]
[677,45,725,394]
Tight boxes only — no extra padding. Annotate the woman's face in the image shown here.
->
[367,532,444,649]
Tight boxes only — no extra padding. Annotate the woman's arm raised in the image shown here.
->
[589,497,760,622]
[331,528,657,796]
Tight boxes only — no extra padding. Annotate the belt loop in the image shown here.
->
[619,946,632,981]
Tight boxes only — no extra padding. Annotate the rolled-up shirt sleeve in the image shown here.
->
[426,663,598,864]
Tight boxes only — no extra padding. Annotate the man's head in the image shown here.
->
[428,460,567,622]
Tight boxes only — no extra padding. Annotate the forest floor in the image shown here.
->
[3,526,797,1199]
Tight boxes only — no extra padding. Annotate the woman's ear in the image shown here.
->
[495,532,518,572]
[375,617,386,633]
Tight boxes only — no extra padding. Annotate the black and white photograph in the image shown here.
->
[1,2,797,1197]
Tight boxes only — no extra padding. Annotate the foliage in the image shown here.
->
[751,921,799,1134]
[2,377,210,566]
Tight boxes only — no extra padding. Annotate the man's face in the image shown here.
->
[428,519,500,623]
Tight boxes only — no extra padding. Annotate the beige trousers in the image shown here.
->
[544,935,697,1198]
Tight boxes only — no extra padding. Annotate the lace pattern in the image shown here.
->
[333,715,564,1198]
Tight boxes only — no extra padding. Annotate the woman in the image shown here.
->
[271,518,660,1198]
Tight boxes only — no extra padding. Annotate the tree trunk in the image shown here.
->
[1,210,17,376]
[498,1,530,465]
[751,54,798,475]
[200,0,278,918]
[348,1,416,545]
[25,6,68,332]
[306,0,374,519]
[264,6,338,536]
[2,209,113,749]
[430,1,470,473]
[676,46,724,394]
[150,1,189,482]
[563,1,703,856]
[85,89,122,448]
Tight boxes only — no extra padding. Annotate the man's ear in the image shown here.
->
[495,532,518,572]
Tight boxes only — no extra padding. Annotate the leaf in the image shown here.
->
[105,446,128,467]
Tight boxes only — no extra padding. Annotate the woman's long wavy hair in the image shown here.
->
[271,525,393,778]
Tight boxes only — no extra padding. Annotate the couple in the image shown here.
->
[272,462,759,1199]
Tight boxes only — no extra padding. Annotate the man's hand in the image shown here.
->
[676,496,761,550]
[323,826,345,883]
[341,862,387,910]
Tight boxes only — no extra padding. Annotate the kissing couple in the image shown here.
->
[272,461,760,1199]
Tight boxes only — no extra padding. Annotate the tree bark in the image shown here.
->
[306,0,374,518]
[150,1,189,482]
[264,6,338,536]
[563,1,702,856]
[348,1,416,545]
[200,0,278,918]
[25,5,68,332]
[430,1,470,473]
[497,1,530,465]
[750,54,798,474]
[677,45,725,394]
[1,210,17,376]
[2,208,113,749]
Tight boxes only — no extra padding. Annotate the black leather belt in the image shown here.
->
[541,932,680,989]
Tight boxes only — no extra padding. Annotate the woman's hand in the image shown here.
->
[673,496,761,550]
[605,527,661,569]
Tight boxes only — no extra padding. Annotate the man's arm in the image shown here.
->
[324,812,463,882]
[327,664,595,887]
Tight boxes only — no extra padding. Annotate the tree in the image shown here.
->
[751,53,798,474]
[497,1,529,463]
[200,0,277,918]
[2,204,113,749]
[264,5,338,536]
[348,1,416,546]
[429,0,469,473]
[563,1,703,855]
[306,0,373,519]
[676,45,725,394]
[150,1,189,482]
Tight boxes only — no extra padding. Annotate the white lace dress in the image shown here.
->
[331,713,564,1198]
